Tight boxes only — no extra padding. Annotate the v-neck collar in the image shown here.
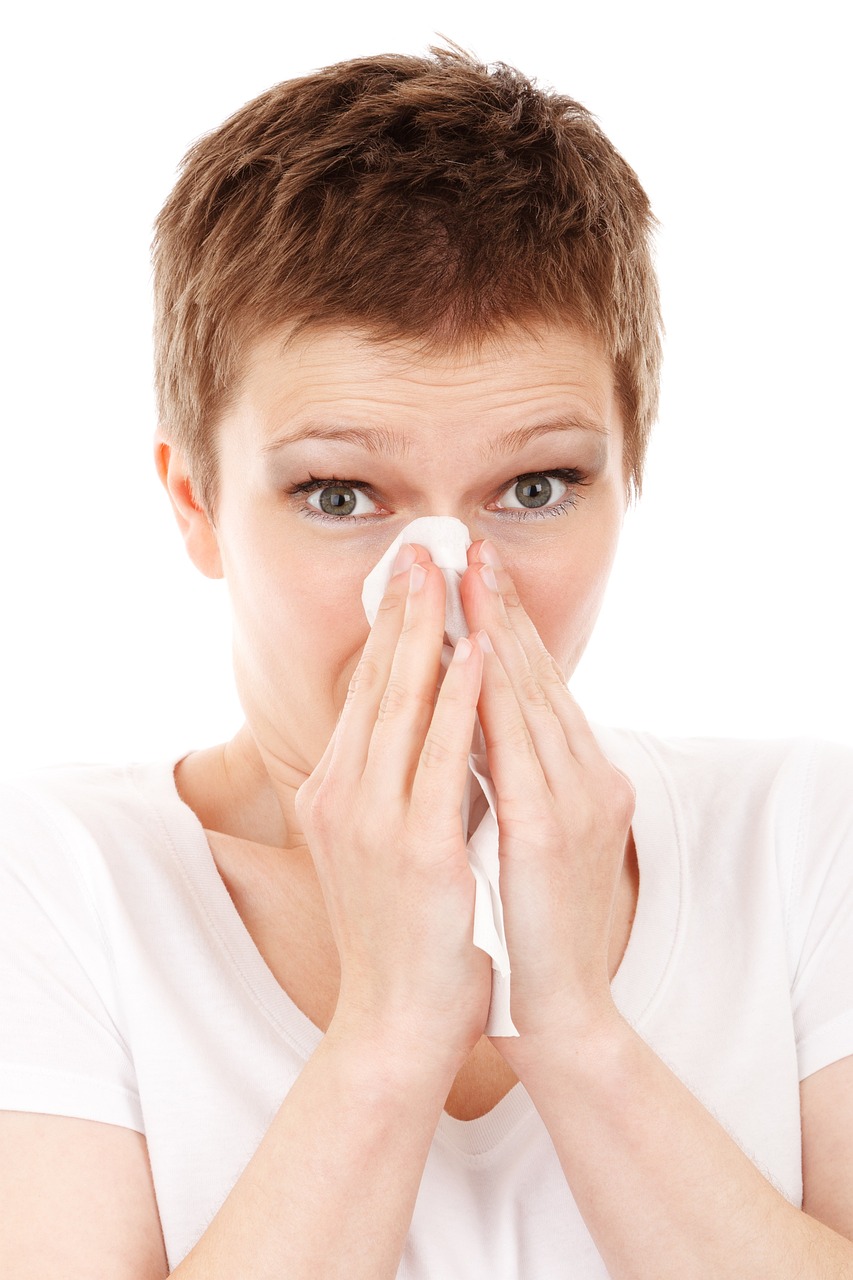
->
[138,723,682,1157]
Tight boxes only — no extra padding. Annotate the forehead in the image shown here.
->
[228,317,621,453]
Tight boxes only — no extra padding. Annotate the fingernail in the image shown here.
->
[408,563,427,594]
[392,543,417,576]
[480,564,499,592]
[476,630,494,654]
[480,540,503,570]
[452,636,473,663]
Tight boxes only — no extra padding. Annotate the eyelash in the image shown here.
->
[285,468,589,524]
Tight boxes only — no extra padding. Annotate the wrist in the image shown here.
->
[325,1010,467,1096]
[494,1001,629,1082]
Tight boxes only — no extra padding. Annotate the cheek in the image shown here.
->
[519,525,620,661]
[228,544,370,670]
[528,568,600,651]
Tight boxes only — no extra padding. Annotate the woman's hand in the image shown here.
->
[460,539,634,1066]
[295,545,493,1075]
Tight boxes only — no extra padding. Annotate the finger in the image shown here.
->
[463,543,603,767]
[461,559,578,796]
[409,630,486,830]
[328,543,434,783]
[471,627,565,808]
[362,554,451,796]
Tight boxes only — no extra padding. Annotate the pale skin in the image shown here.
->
[156,319,853,1275]
[158,318,638,1116]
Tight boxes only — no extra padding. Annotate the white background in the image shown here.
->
[1,0,850,773]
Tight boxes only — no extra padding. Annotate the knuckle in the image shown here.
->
[377,679,406,719]
[304,777,344,833]
[378,679,438,722]
[500,806,544,847]
[419,730,460,772]
[377,679,409,721]
[436,681,468,713]
[346,655,381,702]
[533,648,566,688]
[377,587,404,615]
[518,668,552,711]
[507,716,537,756]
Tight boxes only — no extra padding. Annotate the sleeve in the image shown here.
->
[0,780,144,1131]
[788,740,853,1082]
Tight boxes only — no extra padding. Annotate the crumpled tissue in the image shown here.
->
[361,516,518,1036]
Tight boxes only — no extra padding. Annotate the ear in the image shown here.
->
[153,430,224,580]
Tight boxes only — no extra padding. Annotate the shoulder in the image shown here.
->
[594,723,853,819]
[0,755,188,891]
[594,725,853,906]
[2,758,138,823]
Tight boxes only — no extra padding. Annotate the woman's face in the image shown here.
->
[166,319,629,789]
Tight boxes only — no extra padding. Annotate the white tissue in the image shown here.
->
[361,517,519,1037]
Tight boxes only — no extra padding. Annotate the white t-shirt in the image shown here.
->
[2,726,852,1277]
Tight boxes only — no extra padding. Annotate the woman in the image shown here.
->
[1,42,852,1279]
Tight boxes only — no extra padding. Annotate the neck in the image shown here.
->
[174,723,308,851]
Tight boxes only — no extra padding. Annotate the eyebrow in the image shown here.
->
[261,412,608,462]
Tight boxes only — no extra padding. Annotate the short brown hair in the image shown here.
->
[152,40,663,521]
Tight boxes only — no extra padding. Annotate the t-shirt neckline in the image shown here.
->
[139,724,681,1158]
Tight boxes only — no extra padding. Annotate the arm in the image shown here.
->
[173,1024,457,1279]
[457,542,853,1276]
[173,552,492,1277]
[516,1015,853,1280]
[1,551,492,1277]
